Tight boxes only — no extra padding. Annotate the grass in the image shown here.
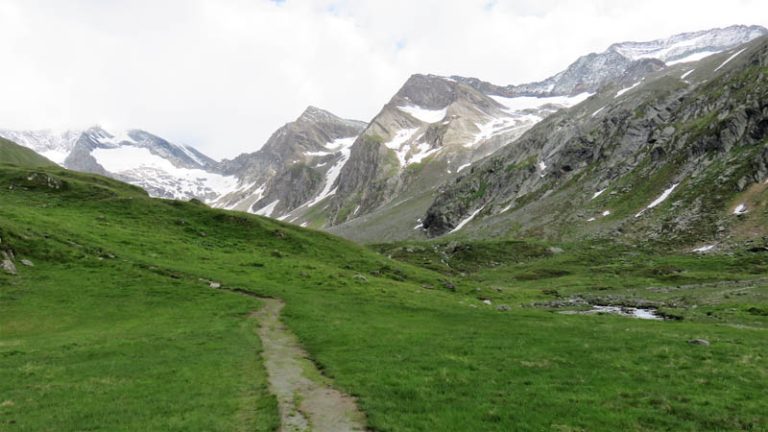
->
[0,138,56,168]
[1,165,767,431]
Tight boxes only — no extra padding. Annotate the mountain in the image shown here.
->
[0,126,235,201]
[318,25,768,243]
[212,106,367,218]
[0,137,56,168]
[420,35,768,249]
[3,25,765,247]
[451,24,767,98]
[288,74,590,233]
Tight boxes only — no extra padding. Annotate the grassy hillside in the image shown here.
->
[1,165,767,431]
[0,138,56,168]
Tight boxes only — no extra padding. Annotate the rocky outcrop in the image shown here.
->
[1,250,16,275]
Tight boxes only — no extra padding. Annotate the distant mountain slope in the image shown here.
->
[0,127,234,201]
[453,24,767,97]
[274,74,590,231]
[0,137,56,168]
[3,25,766,247]
[420,35,768,249]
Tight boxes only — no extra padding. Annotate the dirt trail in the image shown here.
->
[252,298,367,432]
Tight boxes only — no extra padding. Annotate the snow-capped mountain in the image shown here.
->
[0,127,236,201]
[610,24,767,64]
[0,129,81,164]
[314,73,593,230]
[453,24,767,97]
[3,24,766,247]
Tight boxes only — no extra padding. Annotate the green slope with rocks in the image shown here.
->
[1,160,767,430]
[422,36,768,251]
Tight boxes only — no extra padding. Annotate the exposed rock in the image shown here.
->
[20,259,33,267]
[209,282,221,289]
[353,274,369,283]
[1,251,17,275]
[688,338,710,346]
[25,172,65,190]
[496,304,512,312]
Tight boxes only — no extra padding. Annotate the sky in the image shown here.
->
[0,0,766,159]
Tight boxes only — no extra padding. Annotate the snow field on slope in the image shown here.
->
[91,146,239,199]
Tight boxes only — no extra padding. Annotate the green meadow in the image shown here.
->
[1,164,766,431]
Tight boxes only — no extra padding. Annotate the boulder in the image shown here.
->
[1,251,17,275]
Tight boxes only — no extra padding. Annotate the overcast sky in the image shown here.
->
[0,0,766,159]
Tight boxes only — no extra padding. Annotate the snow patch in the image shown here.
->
[733,203,748,215]
[384,128,419,165]
[254,200,280,217]
[591,188,607,200]
[450,207,484,234]
[91,146,238,200]
[635,183,679,217]
[490,93,592,112]
[601,210,611,217]
[591,107,605,117]
[457,163,471,173]
[467,115,541,148]
[305,136,357,207]
[397,105,448,123]
[693,245,715,253]
[96,130,138,146]
[222,182,266,210]
[680,69,696,80]
[305,150,331,157]
[408,143,440,164]
[615,81,642,98]
[667,51,718,65]
[714,48,747,72]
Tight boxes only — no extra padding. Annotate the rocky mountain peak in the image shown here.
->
[298,105,338,123]
[451,24,767,99]
[394,74,459,109]
[608,24,768,63]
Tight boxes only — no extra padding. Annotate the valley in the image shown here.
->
[1,22,767,432]
[1,158,766,430]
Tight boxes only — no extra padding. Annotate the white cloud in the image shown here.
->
[0,0,766,159]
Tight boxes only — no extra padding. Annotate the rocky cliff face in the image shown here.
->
[212,106,366,219]
[422,36,768,248]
